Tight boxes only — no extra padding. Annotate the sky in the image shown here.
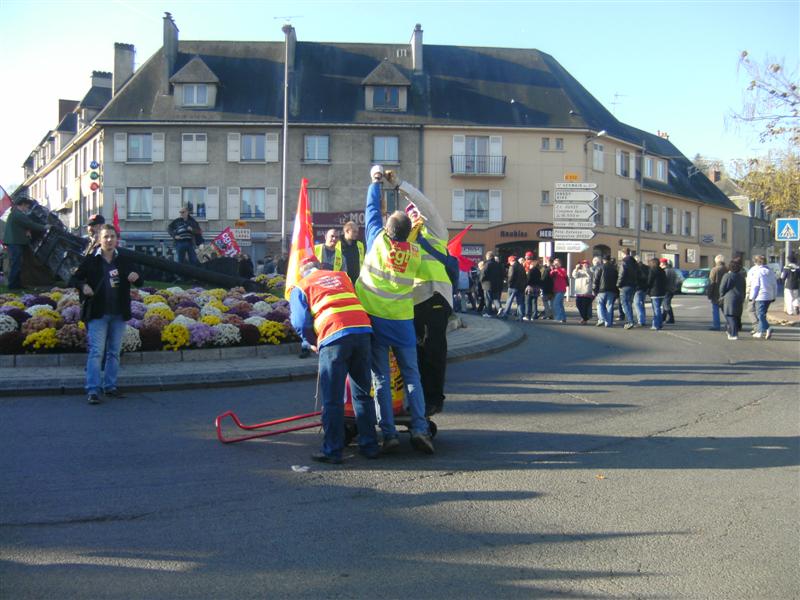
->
[1,0,798,191]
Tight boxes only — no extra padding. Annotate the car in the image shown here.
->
[681,268,711,294]
[675,269,689,293]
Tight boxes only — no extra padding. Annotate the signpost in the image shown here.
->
[775,217,799,265]
[554,181,598,299]
[554,190,599,203]
[555,241,590,253]
[552,228,595,240]
[553,203,598,221]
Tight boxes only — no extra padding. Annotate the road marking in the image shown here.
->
[659,331,703,345]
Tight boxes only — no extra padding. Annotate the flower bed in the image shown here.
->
[0,275,298,355]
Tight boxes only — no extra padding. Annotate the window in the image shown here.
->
[127,188,152,219]
[373,86,399,109]
[656,160,666,182]
[127,134,152,163]
[683,211,692,236]
[242,134,265,162]
[465,190,489,221]
[182,84,208,107]
[555,138,564,151]
[665,207,674,234]
[541,190,550,205]
[595,195,605,226]
[618,198,630,228]
[181,133,207,163]
[541,137,550,151]
[593,143,604,171]
[617,150,630,177]
[241,188,265,219]
[464,136,489,173]
[644,203,653,231]
[304,135,329,162]
[308,188,329,213]
[373,136,399,162]
[721,218,728,242]
[183,188,207,220]
[384,188,399,213]
[644,157,654,178]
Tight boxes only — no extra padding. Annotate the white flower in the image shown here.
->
[201,304,223,317]
[244,316,266,327]
[252,301,272,313]
[146,301,171,312]
[165,287,185,295]
[26,304,57,316]
[212,323,241,346]
[121,325,141,352]
[195,294,212,307]
[0,314,18,335]
[172,314,197,327]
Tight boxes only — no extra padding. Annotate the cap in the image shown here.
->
[659,258,669,263]
[88,213,105,226]
[14,195,33,206]
[525,251,534,258]
[370,164,385,179]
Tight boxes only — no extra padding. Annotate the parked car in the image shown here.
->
[681,268,711,294]
[675,269,688,293]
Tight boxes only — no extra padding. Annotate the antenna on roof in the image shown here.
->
[610,92,627,115]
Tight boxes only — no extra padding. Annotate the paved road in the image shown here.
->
[1,295,798,599]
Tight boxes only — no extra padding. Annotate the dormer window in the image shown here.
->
[373,86,400,110]
[362,60,410,113]
[183,84,208,107]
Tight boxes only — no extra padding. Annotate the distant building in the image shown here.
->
[19,14,737,267]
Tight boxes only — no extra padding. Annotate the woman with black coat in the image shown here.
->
[647,258,667,331]
[69,225,142,404]
[719,258,746,340]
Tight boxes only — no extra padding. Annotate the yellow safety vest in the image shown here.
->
[314,241,365,272]
[413,225,451,288]
[356,233,421,320]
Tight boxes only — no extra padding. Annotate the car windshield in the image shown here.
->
[687,269,709,278]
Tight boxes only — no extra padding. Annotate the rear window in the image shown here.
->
[687,269,709,278]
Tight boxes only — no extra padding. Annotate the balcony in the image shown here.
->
[450,155,506,177]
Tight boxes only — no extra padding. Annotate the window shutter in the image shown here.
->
[265,133,279,162]
[681,211,688,236]
[489,189,502,222]
[227,133,241,162]
[452,135,466,156]
[265,187,278,220]
[662,206,668,233]
[629,152,636,179]
[630,200,637,230]
[167,187,181,219]
[452,189,465,222]
[114,188,127,219]
[640,203,646,231]
[652,204,659,232]
[690,211,697,238]
[603,198,610,227]
[227,187,241,220]
[113,133,127,162]
[615,150,622,176]
[152,133,165,162]
[615,197,622,228]
[151,186,165,220]
[206,186,219,220]
[489,136,502,156]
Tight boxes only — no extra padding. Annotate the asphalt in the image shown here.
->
[0,313,526,396]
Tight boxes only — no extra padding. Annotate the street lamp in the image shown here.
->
[637,139,646,258]
[280,23,293,254]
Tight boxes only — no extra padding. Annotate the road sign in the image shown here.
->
[775,218,800,241]
[554,202,598,220]
[554,190,599,203]
[553,220,596,228]
[553,228,596,240]
[555,182,597,189]
[555,241,590,253]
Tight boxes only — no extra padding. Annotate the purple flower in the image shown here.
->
[126,318,143,329]
[188,323,215,347]
[243,294,261,304]
[140,287,158,294]
[0,307,31,325]
[177,299,199,309]
[130,301,147,319]
[265,307,290,323]
[61,304,81,324]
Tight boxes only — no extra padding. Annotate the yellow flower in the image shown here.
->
[47,291,63,301]
[161,323,190,351]
[201,315,222,326]
[78,321,86,329]
[257,320,287,345]
[36,308,63,322]
[23,328,58,351]
[143,295,165,305]
[207,299,229,313]
[144,306,175,321]
[3,300,25,309]
[263,294,281,303]
[207,288,227,300]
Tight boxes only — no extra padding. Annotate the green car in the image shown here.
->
[681,268,711,294]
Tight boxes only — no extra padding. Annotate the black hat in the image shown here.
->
[87,213,105,226]
[14,195,33,206]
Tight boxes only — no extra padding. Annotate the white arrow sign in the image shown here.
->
[553,220,596,228]
[553,228,596,240]
[553,202,598,220]
[555,182,597,189]
[554,241,590,253]
[554,190,599,203]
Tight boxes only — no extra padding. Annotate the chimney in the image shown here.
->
[90,71,112,88]
[410,23,423,73]
[163,12,179,94]
[713,169,721,183]
[282,23,296,72]
[114,43,135,94]
[58,99,79,122]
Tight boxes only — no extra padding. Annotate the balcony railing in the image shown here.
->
[450,155,506,176]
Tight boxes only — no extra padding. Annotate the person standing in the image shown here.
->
[167,207,201,266]
[499,255,526,320]
[572,260,594,324]
[539,258,554,319]
[524,255,542,320]
[314,228,339,270]
[355,165,434,454]
[593,255,618,327]
[707,254,728,331]
[289,258,378,463]
[719,258,746,340]
[3,196,46,290]
[550,258,568,323]
[83,213,106,256]
[647,257,667,331]
[749,255,777,339]
[339,221,365,284]
[480,251,503,316]
[633,257,650,327]
[70,225,141,405]
[661,259,679,324]
[780,255,799,316]
[617,250,638,329]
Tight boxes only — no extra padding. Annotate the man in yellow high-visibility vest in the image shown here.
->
[314,229,338,270]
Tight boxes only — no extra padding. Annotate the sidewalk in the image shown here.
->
[0,314,525,396]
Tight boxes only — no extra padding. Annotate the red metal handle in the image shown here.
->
[215,410,323,444]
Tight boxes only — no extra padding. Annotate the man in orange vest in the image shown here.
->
[289,257,378,464]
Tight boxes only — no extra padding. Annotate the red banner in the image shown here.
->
[212,227,241,257]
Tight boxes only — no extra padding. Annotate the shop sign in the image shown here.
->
[664,243,678,251]
[500,229,528,238]
[461,244,484,258]
[538,228,553,239]
[701,234,715,245]
[620,238,636,246]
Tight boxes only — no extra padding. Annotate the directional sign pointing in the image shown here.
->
[553,220,596,228]
[775,217,800,241]
[554,202,598,220]
[553,228,596,240]
[554,190,599,203]
[555,241,590,253]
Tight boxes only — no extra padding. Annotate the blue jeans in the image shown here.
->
[620,286,635,324]
[755,300,771,333]
[553,291,566,321]
[7,244,24,289]
[524,290,540,318]
[650,297,664,330]
[711,300,721,329]
[317,333,378,459]
[175,239,199,265]
[371,342,428,437]
[86,314,126,395]
[596,292,615,326]
[501,288,524,319]
[634,290,647,326]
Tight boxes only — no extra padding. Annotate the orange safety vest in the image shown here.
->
[295,269,372,346]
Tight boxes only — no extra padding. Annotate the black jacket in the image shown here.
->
[508,262,527,290]
[69,251,142,322]
[636,263,651,292]
[593,262,619,294]
[647,266,668,297]
[539,266,554,294]
[527,265,542,288]
[168,216,201,243]
[480,260,504,292]
[617,256,638,288]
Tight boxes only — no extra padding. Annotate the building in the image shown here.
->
[19,14,737,268]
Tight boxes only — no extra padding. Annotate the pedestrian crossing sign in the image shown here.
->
[775,218,800,241]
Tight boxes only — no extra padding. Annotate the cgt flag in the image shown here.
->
[284,178,315,299]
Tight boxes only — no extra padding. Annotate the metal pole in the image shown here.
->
[280,24,291,254]
[637,139,645,257]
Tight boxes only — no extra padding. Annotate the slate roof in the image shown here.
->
[78,85,112,110]
[55,112,77,133]
[169,56,220,84]
[95,38,736,210]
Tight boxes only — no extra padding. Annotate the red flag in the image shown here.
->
[212,227,242,257]
[0,185,12,216]
[112,201,121,236]
[447,224,473,258]
[284,178,315,299]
